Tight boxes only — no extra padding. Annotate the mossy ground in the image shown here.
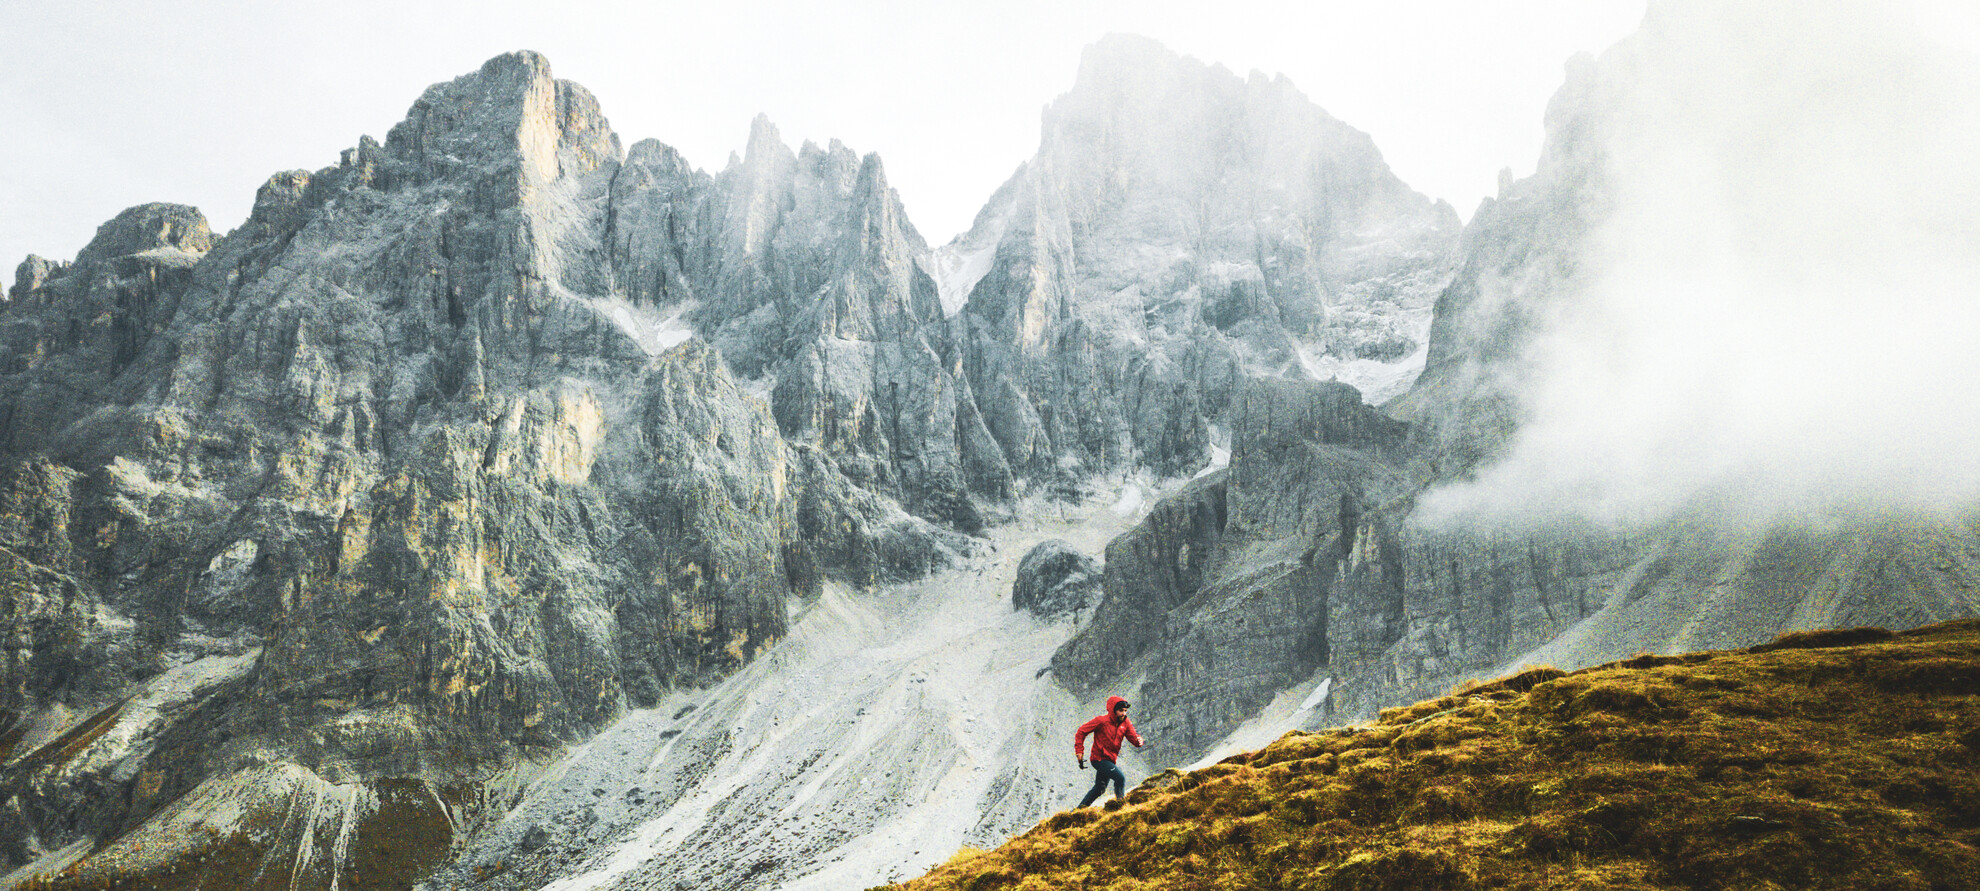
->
[892,621,1980,891]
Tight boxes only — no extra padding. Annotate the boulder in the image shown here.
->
[1012,539,1101,618]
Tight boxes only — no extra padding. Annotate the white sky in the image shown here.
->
[5,1,1976,276]
[1,0,1662,273]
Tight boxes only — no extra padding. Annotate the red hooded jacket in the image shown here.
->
[1074,696,1143,763]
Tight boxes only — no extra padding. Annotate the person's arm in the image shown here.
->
[1074,716,1100,767]
[1126,719,1144,748]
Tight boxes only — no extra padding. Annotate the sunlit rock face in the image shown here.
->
[0,50,972,885]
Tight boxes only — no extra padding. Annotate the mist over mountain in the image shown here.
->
[1408,0,1980,527]
[2,5,1976,889]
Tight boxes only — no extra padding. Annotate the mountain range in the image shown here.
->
[2,12,1975,891]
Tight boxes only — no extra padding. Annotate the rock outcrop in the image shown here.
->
[1052,378,1418,755]
[1012,540,1101,618]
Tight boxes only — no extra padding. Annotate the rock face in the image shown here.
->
[940,35,1459,485]
[1051,378,1419,755]
[0,51,972,887]
[1011,540,1101,618]
[663,116,1003,532]
[1380,49,1611,475]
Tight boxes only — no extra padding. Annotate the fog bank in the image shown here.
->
[1422,0,1980,528]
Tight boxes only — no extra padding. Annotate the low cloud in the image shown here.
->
[1421,0,1980,528]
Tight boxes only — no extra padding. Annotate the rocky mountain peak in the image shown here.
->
[744,112,788,161]
[723,114,801,258]
[383,49,621,190]
[1049,33,1362,184]
[1070,32,1202,94]
[624,137,691,176]
[791,138,865,215]
[849,151,924,250]
[243,169,315,240]
[929,33,1460,496]
[10,255,68,300]
[1052,35,1229,168]
[73,202,213,266]
[1040,32,1437,243]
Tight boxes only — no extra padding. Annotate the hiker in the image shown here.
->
[1073,695,1144,807]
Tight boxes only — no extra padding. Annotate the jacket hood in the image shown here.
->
[1105,695,1129,718]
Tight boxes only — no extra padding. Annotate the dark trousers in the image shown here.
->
[1080,759,1126,807]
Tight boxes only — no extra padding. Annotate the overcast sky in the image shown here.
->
[1,0,1665,274]
[7,1,1977,278]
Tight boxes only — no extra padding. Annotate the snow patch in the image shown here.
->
[1293,335,1431,407]
[1297,678,1334,713]
[584,296,697,356]
[1110,483,1146,516]
[923,215,1009,316]
[1192,425,1232,480]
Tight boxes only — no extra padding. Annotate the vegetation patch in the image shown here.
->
[14,775,464,891]
[888,619,1980,891]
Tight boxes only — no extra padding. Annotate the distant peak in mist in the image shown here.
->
[1417,0,1980,529]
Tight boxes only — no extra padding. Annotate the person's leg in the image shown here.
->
[1102,760,1127,798]
[1079,760,1116,807]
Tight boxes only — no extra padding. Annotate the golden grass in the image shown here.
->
[886,620,1980,891]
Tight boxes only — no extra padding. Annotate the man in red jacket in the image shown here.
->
[1074,695,1144,807]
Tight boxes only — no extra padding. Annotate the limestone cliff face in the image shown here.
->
[601,113,1004,532]
[1381,49,1611,475]
[1051,378,1419,756]
[945,34,1460,485]
[0,51,969,887]
[746,139,999,531]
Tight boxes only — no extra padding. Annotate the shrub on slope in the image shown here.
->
[890,621,1980,891]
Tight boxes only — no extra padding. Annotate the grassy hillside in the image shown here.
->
[891,621,1980,891]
